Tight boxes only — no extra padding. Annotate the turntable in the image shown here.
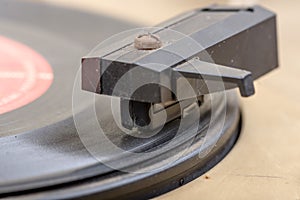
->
[0,0,298,200]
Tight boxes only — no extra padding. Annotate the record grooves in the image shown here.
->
[0,1,241,199]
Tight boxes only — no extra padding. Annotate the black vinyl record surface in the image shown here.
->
[0,1,240,199]
[0,0,134,194]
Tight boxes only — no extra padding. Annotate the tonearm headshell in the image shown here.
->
[81,5,278,131]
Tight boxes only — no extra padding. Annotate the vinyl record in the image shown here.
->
[0,1,241,199]
[0,0,134,194]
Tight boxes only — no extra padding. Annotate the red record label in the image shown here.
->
[0,35,53,114]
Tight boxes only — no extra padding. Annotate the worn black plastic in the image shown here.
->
[82,5,278,130]
[82,5,278,101]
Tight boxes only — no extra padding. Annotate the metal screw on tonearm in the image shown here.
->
[81,5,278,131]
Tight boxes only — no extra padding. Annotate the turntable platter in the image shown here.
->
[0,1,241,199]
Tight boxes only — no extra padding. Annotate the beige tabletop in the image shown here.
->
[42,0,300,199]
